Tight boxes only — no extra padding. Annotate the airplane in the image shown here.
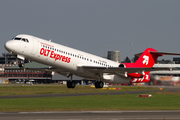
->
[4,34,180,88]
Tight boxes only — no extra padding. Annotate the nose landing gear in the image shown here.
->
[18,61,24,68]
[67,81,75,88]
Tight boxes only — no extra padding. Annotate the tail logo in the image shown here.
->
[142,55,149,65]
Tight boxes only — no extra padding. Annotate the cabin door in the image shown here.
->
[31,38,38,55]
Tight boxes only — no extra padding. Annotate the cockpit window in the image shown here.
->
[13,37,29,43]
[14,37,22,40]
[22,38,26,42]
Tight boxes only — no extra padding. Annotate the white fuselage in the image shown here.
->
[5,34,131,84]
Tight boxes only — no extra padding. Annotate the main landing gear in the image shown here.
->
[95,81,104,88]
[66,74,76,89]
[95,74,104,89]
[67,81,76,88]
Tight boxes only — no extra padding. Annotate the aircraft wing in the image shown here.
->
[81,66,173,74]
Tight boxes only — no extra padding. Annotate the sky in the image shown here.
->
[1,0,180,61]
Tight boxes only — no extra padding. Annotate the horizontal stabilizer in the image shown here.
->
[150,51,180,56]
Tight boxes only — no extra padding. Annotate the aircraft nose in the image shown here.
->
[4,40,15,52]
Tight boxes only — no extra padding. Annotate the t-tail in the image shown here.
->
[121,48,180,83]
[124,48,162,68]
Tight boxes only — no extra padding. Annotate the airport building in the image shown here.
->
[0,53,52,84]
[173,57,180,64]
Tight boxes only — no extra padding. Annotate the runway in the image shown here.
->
[0,111,180,120]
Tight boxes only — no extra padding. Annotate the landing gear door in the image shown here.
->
[31,38,38,55]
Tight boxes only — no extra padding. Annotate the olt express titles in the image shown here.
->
[40,48,71,63]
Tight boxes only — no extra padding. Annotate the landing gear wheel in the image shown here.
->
[67,81,71,88]
[71,81,75,88]
[67,81,76,89]
[99,81,103,88]
[95,81,104,89]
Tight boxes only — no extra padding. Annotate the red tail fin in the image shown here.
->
[128,48,159,83]
[134,48,161,68]
[123,48,162,68]
[122,48,180,68]
[124,48,180,83]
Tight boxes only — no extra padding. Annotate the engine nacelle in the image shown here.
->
[119,63,144,78]
[102,73,150,84]
[119,63,126,68]
[127,73,143,78]
[102,74,130,84]
[103,63,151,84]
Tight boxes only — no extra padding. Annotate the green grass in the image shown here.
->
[0,92,180,112]
[0,85,157,96]
[0,85,176,112]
